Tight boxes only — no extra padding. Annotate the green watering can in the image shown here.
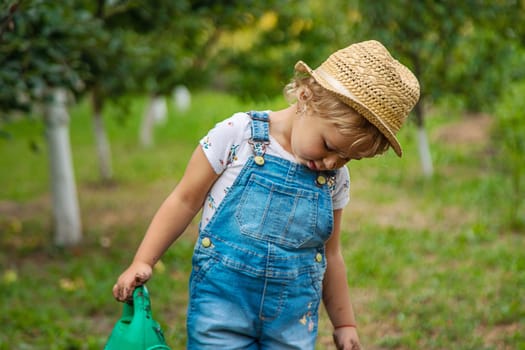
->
[104,285,171,350]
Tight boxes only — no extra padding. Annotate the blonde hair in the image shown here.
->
[284,74,390,158]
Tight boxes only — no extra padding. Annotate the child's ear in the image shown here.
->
[297,86,313,102]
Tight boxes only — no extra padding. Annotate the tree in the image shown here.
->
[77,0,288,168]
[0,0,290,246]
[0,0,106,245]
[356,0,522,176]
[44,89,82,246]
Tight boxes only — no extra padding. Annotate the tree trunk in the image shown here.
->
[416,126,433,177]
[173,85,191,113]
[414,99,434,177]
[44,88,82,246]
[139,94,166,148]
[91,91,113,182]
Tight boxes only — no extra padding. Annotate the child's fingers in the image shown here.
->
[134,271,150,284]
[112,265,151,302]
[113,279,135,302]
[112,283,119,300]
[112,283,128,302]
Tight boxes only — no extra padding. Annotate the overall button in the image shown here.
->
[315,253,323,262]
[201,237,212,248]
[316,175,327,186]
[254,156,265,166]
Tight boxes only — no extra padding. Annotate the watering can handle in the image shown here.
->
[105,285,170,350]
[121,285,150,320]
[131,285,153,319]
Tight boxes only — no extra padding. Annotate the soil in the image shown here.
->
[433,113,492,146]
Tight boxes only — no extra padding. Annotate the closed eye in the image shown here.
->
[325,140,352,161]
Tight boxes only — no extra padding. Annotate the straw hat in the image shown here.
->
[295,40,420,157]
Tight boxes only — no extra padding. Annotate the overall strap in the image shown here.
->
[248,111,270,165]
[249,111,270,143]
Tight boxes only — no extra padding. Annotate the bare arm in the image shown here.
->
[323,209,361,349]
[113,146,219,301]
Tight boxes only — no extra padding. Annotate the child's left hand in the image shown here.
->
[332,326,361,350]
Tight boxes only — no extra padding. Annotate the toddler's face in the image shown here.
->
[291,112,366,171]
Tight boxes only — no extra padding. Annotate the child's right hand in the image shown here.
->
[333,326,361,350]
[112,261,153,302]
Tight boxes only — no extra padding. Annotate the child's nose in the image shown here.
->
[324,155,338,169]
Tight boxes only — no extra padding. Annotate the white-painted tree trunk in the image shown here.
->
[139,95,166,148]
[173,85,191,112]
[417,126,433,177]
[44,88,82,246]
[92,106,113,181]
[152,96,168,125]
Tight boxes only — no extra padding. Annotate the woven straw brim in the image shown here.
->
[296,60,404,156]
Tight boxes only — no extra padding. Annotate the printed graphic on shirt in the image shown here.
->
[327,174,337,194]
[202,136,211,150]
[226,144,239,166]
[206,193,217,211]
[252,142,266,156]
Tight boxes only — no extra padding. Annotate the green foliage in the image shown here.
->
[219,0,360,100]
[492,80,525,230]
[0,0,106,114]
[4,0,524,118]
[357,0,524,113]
[101,0,187,33]
[448,27,525,111]
[0,0,288,119]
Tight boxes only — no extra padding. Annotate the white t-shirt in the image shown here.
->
[199,112,350,229]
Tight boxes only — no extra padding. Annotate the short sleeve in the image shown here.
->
[199,113,251,174]
[331,166,350,210]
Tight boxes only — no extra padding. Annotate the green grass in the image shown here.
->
[0,92,523,349]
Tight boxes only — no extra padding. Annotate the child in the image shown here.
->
[112,40,420,349]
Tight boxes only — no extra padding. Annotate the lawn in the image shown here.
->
[0,92,523,349]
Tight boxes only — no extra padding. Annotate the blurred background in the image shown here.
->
[1,1,524,349]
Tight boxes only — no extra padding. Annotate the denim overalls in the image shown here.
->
[187,111,334,349]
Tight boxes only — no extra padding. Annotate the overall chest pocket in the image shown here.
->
[235,173,328,248]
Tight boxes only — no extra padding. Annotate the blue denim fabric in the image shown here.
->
[187,112,334,349]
